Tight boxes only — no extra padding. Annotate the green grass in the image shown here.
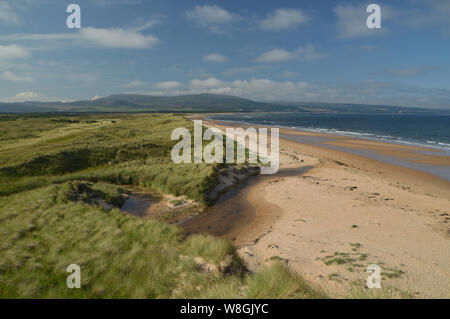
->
[318,252,358,265]
[382,267,405,279]
[0,114,222,204]
[346,283,412,299]
[0,181,324,298]
[0,113,324,299]
[245,262,325,299]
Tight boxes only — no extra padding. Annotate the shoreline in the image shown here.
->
[185,116,450,298]
[202,114,450,155]
[198,115,450,181]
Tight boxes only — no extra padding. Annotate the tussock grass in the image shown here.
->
[245,262,326,299]
[181,235,240,266]
[196,262,327,299]
[345,284,413,299]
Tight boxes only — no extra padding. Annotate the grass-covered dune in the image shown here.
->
[0,113,324,298]
[0,114,219,203]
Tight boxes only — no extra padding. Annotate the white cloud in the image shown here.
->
[203,53,228,63]
[0,45,31,60]
[334,4,367,38]
[185,5,234,25]
[153,81,183,89]
[334,4,389,38]
[0,71,35,82]
[185,5,236,33]
[129,18,162,32]
[80,27,159,49]
[190,77,224,89]
[255,45,326,63]
[3,91,72,103]
[0,21,160,49]
[0,1,20,24]
[123,80,147,88]
[260,9,308,31]
[8,91,42,101]
[255,49,292,62]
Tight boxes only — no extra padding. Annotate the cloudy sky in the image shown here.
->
[0,0,449,108]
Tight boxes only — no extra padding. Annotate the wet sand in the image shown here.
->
[185,118,450,298]
[183,166,313,244]
[280,131,450,180]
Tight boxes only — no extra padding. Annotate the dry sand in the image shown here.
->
[199,119,450,298]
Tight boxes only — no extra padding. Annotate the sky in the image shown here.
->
[0,0,449,109]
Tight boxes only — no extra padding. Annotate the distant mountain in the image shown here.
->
[0,94,448,114]
[62,94,291,112]
[0,94,293,113]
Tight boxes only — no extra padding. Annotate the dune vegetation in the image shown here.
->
[0,113,325,299]
[0,114,219,202]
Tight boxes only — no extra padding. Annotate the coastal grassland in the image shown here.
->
[0,113,219,203]
[0,113,324,298]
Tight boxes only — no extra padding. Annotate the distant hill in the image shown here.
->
[273,101,450,114]
[0,94,294,113]
[0,93,448,114]
[61,94,293,112]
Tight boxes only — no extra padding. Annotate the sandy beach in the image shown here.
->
[186,117,450,298]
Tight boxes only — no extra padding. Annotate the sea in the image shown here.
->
[209,113,450,180]
[210,113,450,153]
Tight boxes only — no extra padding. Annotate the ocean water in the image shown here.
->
[210,113,450,154]
[210,113,450,180]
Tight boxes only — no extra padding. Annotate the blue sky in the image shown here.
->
[0,0,449,108]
